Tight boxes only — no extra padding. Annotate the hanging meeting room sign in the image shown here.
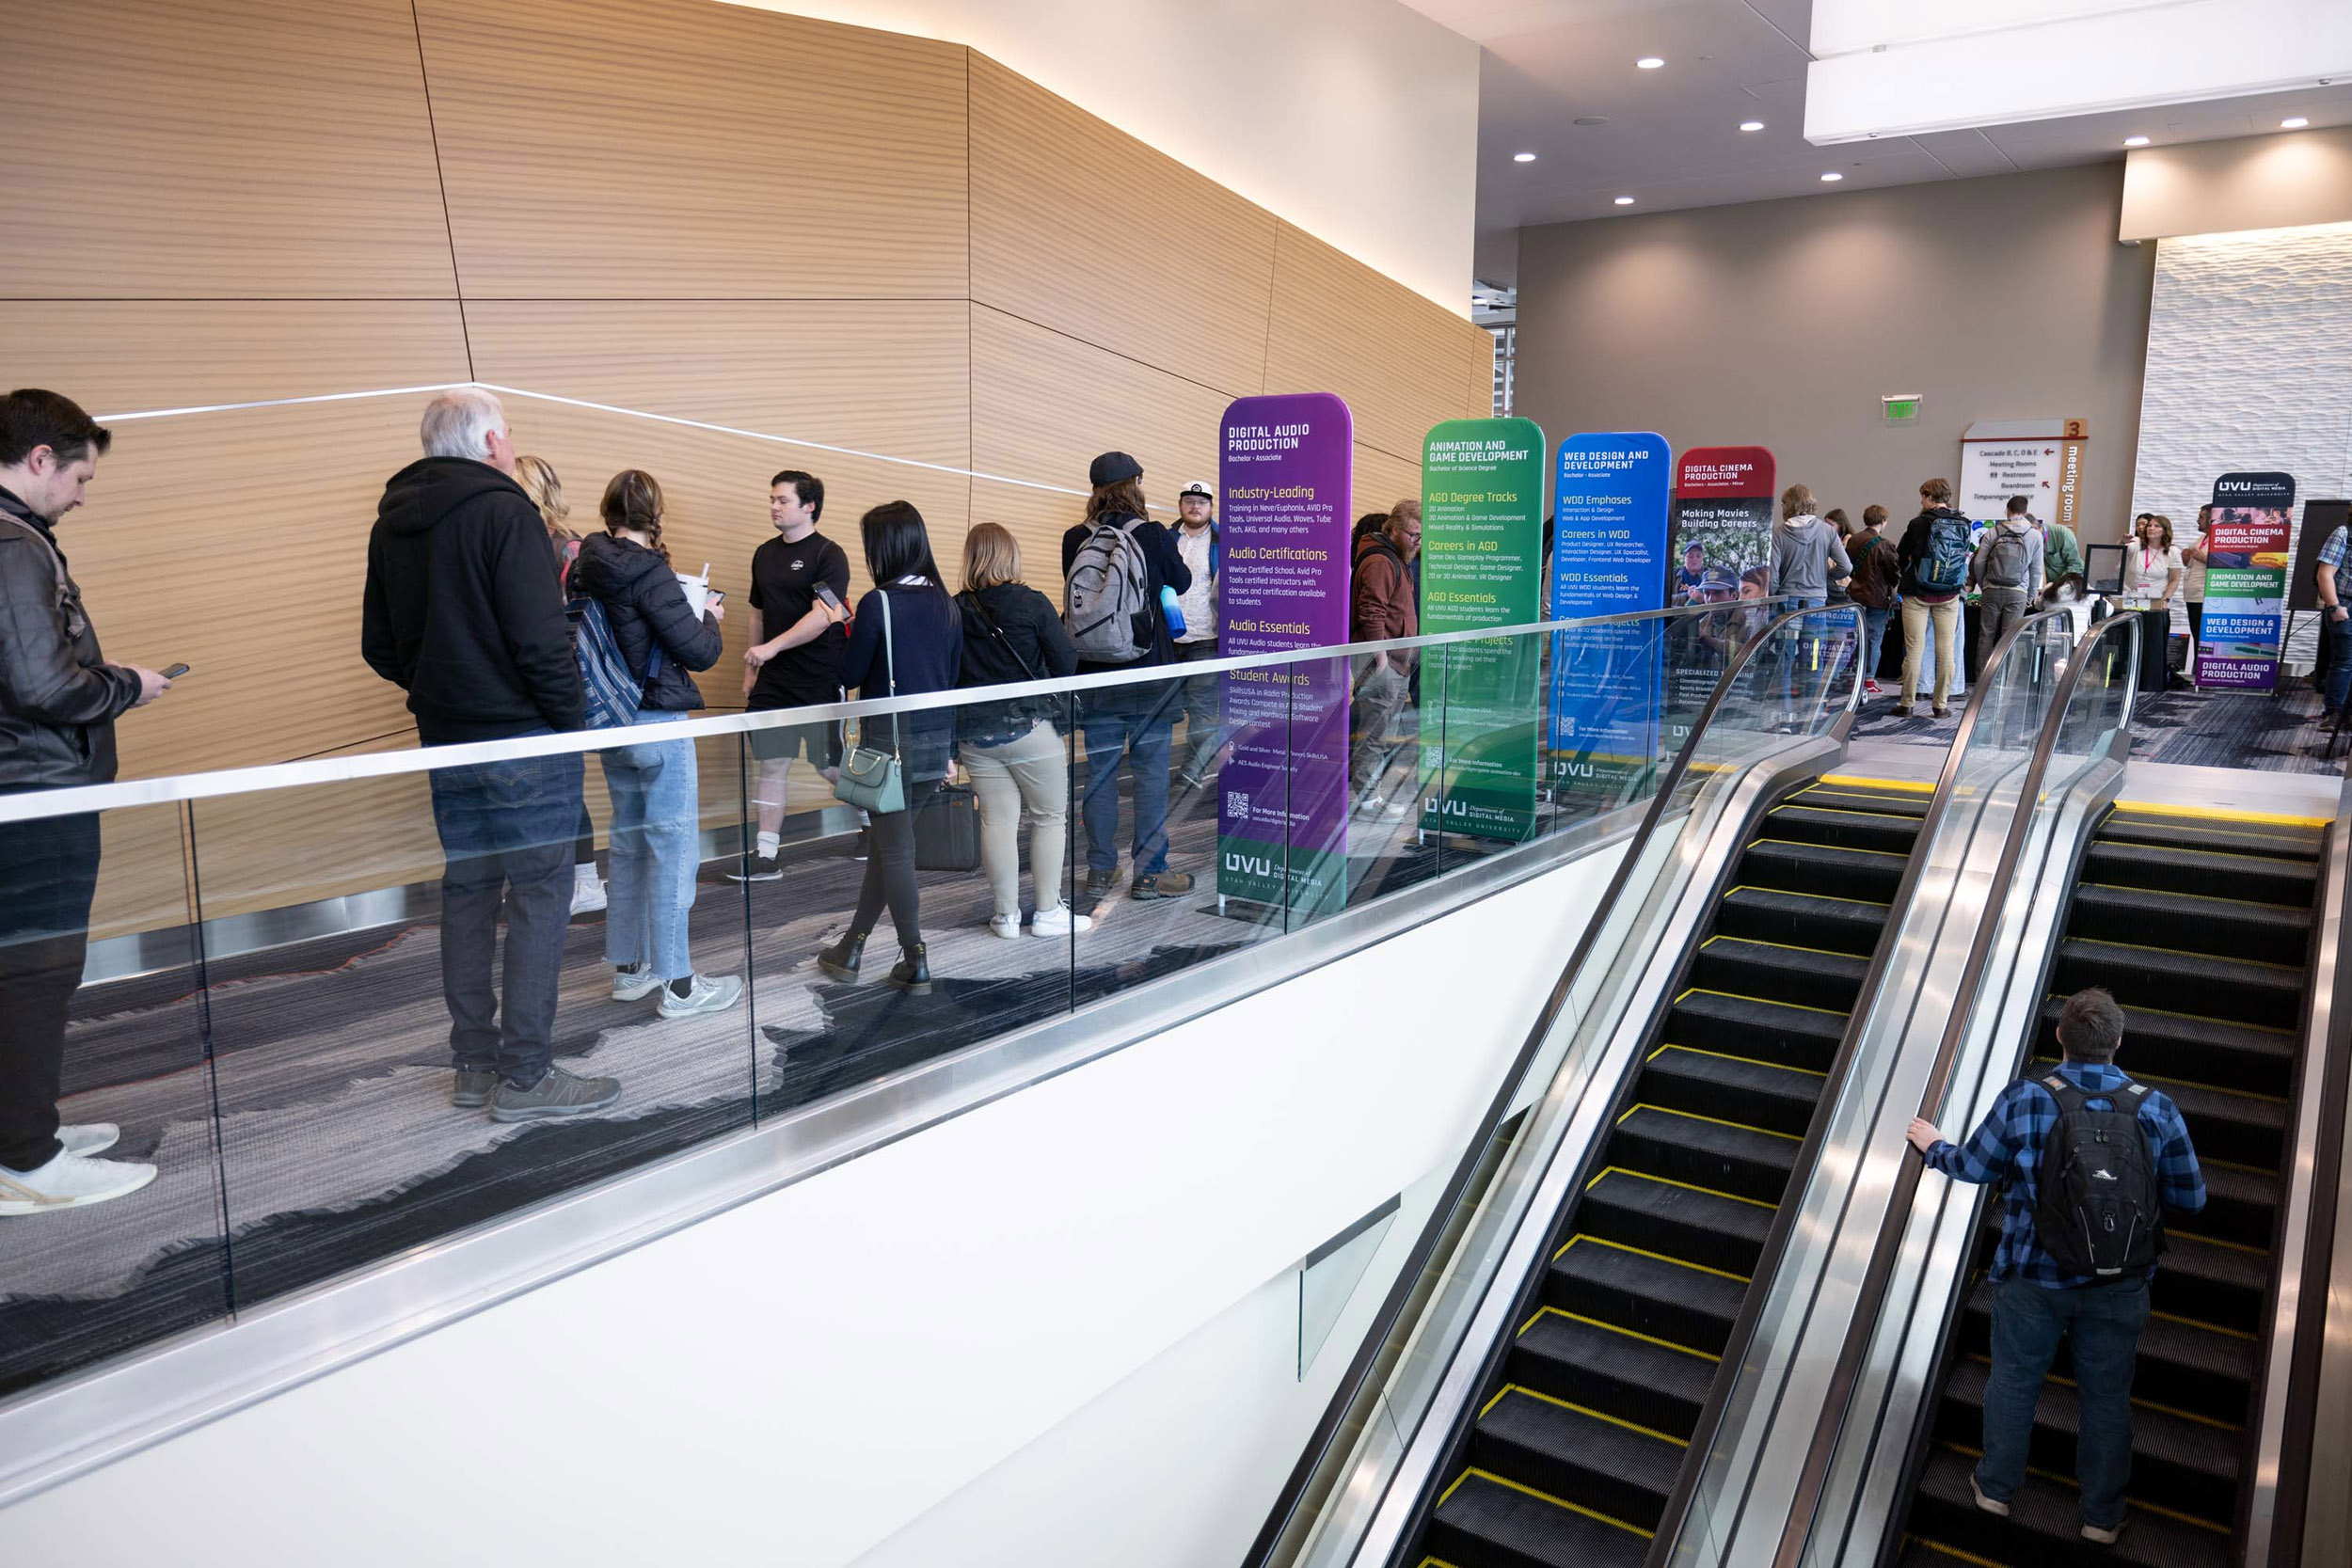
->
[2198,470,2296,691]
[1548,432,1671,803]
[1216,392,1354,918]
[1419,416,1547,842]
[1960,417,2089,532]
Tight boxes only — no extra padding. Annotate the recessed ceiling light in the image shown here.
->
[2282,117,2310,129]
[1613,196,1636,205]
[2123,135,2151,147]
[1637,56,1665,70]
[1513,150,1537,162]
[1820,171,1845,182]
[1740,120,1765,133]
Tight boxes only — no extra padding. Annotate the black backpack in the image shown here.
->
[2033,1072,2165,1277]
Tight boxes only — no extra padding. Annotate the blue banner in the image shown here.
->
[1547,433,1670,800]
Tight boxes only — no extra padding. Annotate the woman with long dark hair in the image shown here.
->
[817,501,964,992]
[515,454,606,916]
[573,469,742,1019]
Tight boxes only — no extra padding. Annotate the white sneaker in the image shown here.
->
[989,912,1024,940]
[1029,903,1093,937]
[59,1124,119,1158]
[612,965,663,1002]
[658,973,745,1019]
[570,877,608,915]
[0,1149,159,1217]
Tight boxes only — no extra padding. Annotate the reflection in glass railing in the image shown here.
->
[0,608,1758,1401]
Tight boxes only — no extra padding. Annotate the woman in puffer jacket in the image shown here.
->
[571,469,743,1021]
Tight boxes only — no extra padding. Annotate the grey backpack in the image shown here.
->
[1982,525,2032,590]
[1064,516,1153,662]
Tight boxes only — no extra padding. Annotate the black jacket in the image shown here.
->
[842,579,963,781]
[1059,511,1192,673]
[956,581,1078,743]
[571,531,723,712]
[362,457,584,743]
[0,487,141,792]
[1897,506,1975,601]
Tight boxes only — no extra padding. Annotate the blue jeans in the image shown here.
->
[1863,606,1892,681]
[427,738,584,1084]
[2324,612,2352,713]
[1079,689,1177,877]
[599,714,700,982]
[1978,1275,2150,1529]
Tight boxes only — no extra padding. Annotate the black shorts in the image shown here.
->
[746,704,844,767]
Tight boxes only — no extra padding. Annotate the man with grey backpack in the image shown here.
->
[1971,498,2045,676]
[1061,451,1194,908]
[1907,987,2205,1546]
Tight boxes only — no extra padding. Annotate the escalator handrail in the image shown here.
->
[1766,608,2145,1568]
[1640,604,2085,1568]
[1242,601,1864,1568]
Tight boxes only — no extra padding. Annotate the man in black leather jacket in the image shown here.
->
[362,389,614,1125]
[0,388,172,1216]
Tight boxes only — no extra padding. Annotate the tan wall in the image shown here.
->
[1514,163,2156,541]
[2121,126,2352,241]
[0,0,1487,928]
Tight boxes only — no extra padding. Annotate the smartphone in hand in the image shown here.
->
[162,663,191,679]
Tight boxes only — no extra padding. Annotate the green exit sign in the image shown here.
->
[1883,393,1923,423]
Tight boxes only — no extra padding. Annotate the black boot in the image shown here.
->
[888,941,932,995]
[816,930,866,981]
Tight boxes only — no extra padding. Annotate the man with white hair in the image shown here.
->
[363,388,615,1123]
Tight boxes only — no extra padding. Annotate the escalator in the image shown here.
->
[1411,778,1931,1567]
[1894,803,2327,1568]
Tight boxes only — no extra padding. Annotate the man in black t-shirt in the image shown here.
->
[732,469,850,882]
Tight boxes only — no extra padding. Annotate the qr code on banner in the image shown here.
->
[1226,790,1249,816]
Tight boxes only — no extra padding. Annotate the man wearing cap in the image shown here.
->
[1171,479,1222,789]
[1062,451,1194,906]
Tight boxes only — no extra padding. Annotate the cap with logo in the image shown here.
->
[1178,480,1213,500]
[1089,451,1143,486]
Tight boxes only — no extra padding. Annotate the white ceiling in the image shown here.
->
[1403,0,2352,288]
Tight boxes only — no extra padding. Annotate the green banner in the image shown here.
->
[1419,417,1547,842]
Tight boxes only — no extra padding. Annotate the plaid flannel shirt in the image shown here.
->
[1923,1060,2205,1288]
[2320,526,2352,605]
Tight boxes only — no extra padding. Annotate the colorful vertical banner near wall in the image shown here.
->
[1419,417,1547,841]
[1548,433,1671,800]
[1665,446,1775,743]
[2198,470,2296,690]
[1217,393,1353,918]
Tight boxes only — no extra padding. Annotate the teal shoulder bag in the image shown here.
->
[833,589,907,814]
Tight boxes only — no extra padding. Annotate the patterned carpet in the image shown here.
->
[1851,674,2344,775]
[0,742,1534,1397]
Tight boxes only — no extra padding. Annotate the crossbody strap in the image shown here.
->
[959,591,1041,682]
[879,586,902,755]
[0,513,87,639]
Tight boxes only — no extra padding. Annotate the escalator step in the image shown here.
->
[1425,1470,1649,1568]
[1470,1386,1685,1532]
[1547,1238,1746,1356]
[2153,1235,2271,1335]
[1790,781,1933,819]
[2032,1000,2294,1100]
[1739,839,1909,904]
[1935,1358,2240,1525]
[2079,840,2318,906]
[2069,884,2311,964]
[1581,1166,1775,1277]
[2183,1164,2280,1252]
[1511,1311,1717,1438]
[1958,1282,2256,1426]
[1715,886,1887,957]
[1760,803,1924,855]
[1642,1045,1825,1137]
[1688,936,1869,1014]
[1610,1104,1800,1205]
[2050,941,2304,1030]
[1910,1446,2227,1568]
[2099,812,2324,863]
[1663,990,1847,1073]
[2023,1057,2292,1172]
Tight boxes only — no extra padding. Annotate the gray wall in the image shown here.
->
[1514,163,2157,534]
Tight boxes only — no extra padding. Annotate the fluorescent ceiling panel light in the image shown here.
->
[1614,196,1636,204]
[2123,135,2151,146]
[1820,170,1845,182]
[2282,116,2310,127]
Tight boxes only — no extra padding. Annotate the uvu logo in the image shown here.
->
[1224,849,1275,876]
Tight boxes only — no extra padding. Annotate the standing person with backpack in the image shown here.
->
[571,469,743,1023]
[1895,477,1976,718]
[1906,987,2205,1546]
[1349,507,1422,817]
[1060,451,1193,908]
[1970,496,2045,676]
[1846,504,1901,696]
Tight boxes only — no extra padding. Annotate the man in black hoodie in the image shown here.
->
[363,389,615,1123]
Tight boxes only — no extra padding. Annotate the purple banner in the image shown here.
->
[1218,392,1354,918]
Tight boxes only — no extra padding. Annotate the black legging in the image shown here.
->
[850,775,943,952]
[574,801,596,867]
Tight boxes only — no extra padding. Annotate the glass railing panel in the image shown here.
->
[183,727,757,1312]
[0,800,222,1398]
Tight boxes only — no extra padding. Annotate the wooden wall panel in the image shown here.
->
[967,55,1278,400]
[1352,444,1425,531]
[414,0,968,299]
[0,0,455,298]
[0,302,475,779]
[1265,222,1480,464]
[1469,331,1499,420]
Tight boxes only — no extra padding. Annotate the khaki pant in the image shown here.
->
[961,718,1070,920]
[1901,596,1961,709]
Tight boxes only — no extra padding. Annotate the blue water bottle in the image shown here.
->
[1159,583,1187,639]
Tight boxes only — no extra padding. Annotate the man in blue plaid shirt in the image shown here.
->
[2314,521,2352,720]
[1907,986,2204,1546]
